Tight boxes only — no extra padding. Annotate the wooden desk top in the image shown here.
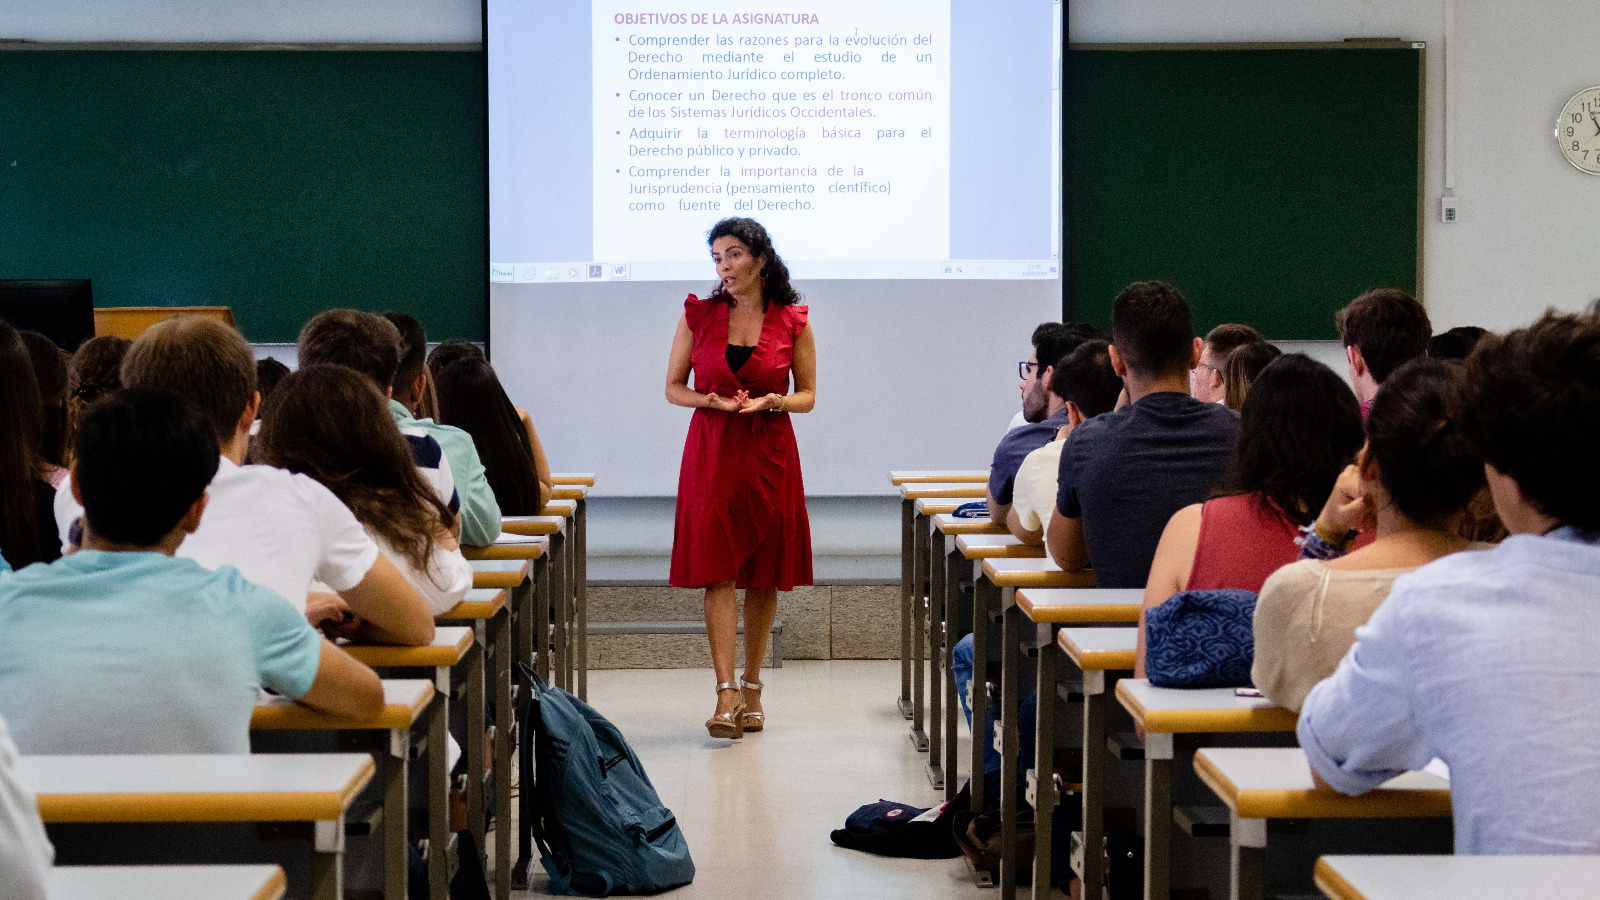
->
[470,558,534,589]
[1313,855,1600,900]
[1115,679,1298,734]
[914,499,963,516]
[541,500,577,517]
[343,626,473,669]
[1017,588,1142,623]
[51,865,287,900]
[980,557,1096,589]
[890,470,988,485]
[900,483,986,500]
[23,753,375,823]
[955,533,1046,560]
[550,473,596,486]
[550,485,589,501]
[463,536,547,562]
[932,513,1007,536]
[1193,748,1451,821]
[440,587,508,620]
[498,516,563,537]
[252,679,433,732]
[1057,627,1137,671]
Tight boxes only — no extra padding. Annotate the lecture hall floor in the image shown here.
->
[505,660,989,900]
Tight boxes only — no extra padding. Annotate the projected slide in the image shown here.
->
[490,0,1060,282]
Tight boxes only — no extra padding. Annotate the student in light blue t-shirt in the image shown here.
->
[0,388,383,755]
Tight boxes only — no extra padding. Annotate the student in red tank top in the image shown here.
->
[1136,353,1365,678]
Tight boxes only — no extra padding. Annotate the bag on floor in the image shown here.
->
[951,804,1034,885]
[519,664,695,896]
[1143,588,1258,688]
[830,792,961,859]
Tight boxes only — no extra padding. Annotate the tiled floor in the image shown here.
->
[504,660,989,899]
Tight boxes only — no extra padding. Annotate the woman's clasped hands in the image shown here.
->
[704,390,785,414]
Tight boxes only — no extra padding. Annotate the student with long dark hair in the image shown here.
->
[257,364,473,615]
[19,332,68,489]
[0,323,58,568]
[1253,357,1489,711]
[65,335,131,467]
[433,357,553,515]
[1137,354,1364,676]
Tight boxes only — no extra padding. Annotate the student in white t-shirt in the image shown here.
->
[257,365,473,615]
[1008,340,1123,545]
[53,316,435,645]
[0,715,50,900]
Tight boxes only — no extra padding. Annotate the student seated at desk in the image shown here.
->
[433,355,555,515]
[1138,353,1363,677]
[1047,282,1241,588]
[986,324,1095,525]
[1299,308,1600,854]
[1008,339,1122,546]
[1189,323,1262,405]
[19,331,69,490]
[53,317,435,647]
[1,389,383,754]
[1254,359,1487,712]
[0,322,61,569]
[1002,322,1098,433]
[298,310,462,524]
[1220,340,1281,411]
[257,365,472,616]
[0,715,51,900]
[382,312,501,546]
[1336,288,1432,419]
[65,335,132,465]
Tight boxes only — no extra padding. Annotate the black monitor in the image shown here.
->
[0,280,95,351]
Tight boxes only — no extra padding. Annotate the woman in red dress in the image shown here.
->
[665,218,815,739]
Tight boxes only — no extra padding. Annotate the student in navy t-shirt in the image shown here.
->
[0,388,383,755]
[1048,282,1241,588]
[985,325,1098,523]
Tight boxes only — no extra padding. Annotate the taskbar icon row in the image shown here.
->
[490,262,630,283]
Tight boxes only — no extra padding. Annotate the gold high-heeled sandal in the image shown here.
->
[705,682,746,739]
[740,678,765,732]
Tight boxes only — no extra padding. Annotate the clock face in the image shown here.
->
[1557,86,1600,175]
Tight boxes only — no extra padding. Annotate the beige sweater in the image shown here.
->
[1250,560,1418,712]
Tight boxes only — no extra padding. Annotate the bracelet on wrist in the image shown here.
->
[1313,520,1356,549]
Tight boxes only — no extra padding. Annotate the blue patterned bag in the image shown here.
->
[1143,589,1258,688]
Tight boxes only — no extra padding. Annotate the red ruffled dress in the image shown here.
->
[670,294,814,591]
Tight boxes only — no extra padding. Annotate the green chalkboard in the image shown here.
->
[1067,45,1423,340]
[0,49,486,343]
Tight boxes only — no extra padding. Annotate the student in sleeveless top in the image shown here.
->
[1253,358,1492,711]
[1137,354,1364,678]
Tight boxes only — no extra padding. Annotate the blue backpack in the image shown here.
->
[522,667,695,895]
[1143,589,1258,688]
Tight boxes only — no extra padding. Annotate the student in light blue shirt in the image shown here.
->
[0,388,383,755]
[1300,308,1600,855]
[382,312,502,547]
